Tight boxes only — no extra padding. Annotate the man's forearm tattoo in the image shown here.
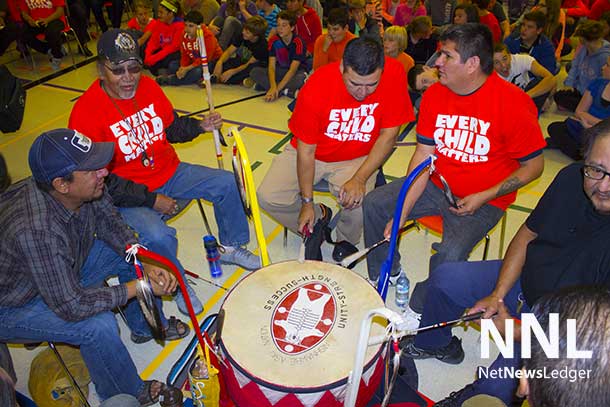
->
[496,176,523,197]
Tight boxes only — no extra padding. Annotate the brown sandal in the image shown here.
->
[131,316,191,344]
[137,380,165,407]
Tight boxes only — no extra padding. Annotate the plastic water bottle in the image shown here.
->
[395,272,410,309]
[203,235,222,278]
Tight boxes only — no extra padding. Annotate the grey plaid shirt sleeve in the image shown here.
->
[17,228,129,322]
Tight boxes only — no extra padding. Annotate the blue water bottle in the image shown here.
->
[203,235,223,278]
[395,271,410,309]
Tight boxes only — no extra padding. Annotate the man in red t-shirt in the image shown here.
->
[363,23,545,312]
[20,0,67,69]
[258,37,414,261]
[69,30,260,319]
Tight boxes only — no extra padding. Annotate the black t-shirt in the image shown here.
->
[405,34,439,65]
[521,163,610,306]
[230,32,269,67]
[491,2,507,24]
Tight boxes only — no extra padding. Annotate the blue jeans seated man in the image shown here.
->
[0,129,186,405]
[70,29,262,317]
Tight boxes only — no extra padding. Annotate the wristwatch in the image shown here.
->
[300,195,314,204]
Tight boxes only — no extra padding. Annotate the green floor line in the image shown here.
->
[251,161,262,171]
[268,133,292,154]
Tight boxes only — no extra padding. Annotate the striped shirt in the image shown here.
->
[0,178,136,321]
[259,4,280,38]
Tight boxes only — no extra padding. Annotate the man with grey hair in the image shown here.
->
[520,286,610,407]
[69,29,261,318]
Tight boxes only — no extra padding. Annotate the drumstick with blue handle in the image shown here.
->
[377,155,436,301]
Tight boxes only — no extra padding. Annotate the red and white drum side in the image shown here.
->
[218,261,387,407]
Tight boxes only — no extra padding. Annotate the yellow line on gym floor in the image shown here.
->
[141,224,283,379]
[0,112,68,149]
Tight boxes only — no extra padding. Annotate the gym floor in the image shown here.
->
[0,41,573,405]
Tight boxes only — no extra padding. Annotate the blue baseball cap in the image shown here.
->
[97,29,142,64]
[28,128,115,184]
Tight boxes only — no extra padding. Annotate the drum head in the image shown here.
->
[219,261,386,390]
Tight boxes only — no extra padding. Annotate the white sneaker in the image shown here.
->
[369,272,400,286]
[220,246,261,270]
[50,57,62,70]
[389,272,401,286]
[396,306,421,333]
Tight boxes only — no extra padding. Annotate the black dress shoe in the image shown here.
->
[304,204,332,261]
[79,45,93,57]
[400,335,465,364]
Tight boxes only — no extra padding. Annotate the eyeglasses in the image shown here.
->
[104,63,142,76]
[583,165,610,181]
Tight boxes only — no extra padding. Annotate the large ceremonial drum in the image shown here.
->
[218,261,387,407]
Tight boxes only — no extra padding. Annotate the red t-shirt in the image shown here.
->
[589,0,610,20]
[69,76,180,191]
[180,25,223,67]
[145,19,185,66]
[21,0,66,24]
[127,16,158,32]
[416,72,545,210]
[479,13,502,43]
[289,57,414,162]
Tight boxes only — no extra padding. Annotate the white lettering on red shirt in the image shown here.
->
[324,103,379,143]
[108,103,165,162]
[433,114,491,163]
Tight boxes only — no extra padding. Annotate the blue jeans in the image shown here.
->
[118,163,251,280]
[413,260,530,405]
[0,240,161,400]
[363,179,504,280]
[167,60,204,86]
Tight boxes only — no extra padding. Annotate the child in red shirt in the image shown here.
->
[157,10,222,86]
[144,0,184,74]
[127,0,158,49]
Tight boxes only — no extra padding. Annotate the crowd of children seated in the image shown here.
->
[4,0,610,159]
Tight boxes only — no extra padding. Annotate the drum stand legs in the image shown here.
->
[345,308,404,407]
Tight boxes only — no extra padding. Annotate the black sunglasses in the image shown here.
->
[104,63,142,76]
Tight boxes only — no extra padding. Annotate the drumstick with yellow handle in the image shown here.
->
[197,26,225,170]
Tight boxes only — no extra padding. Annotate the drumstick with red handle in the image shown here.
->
[126,245,217,366]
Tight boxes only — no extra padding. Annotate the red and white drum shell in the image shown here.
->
[218,260,387,407]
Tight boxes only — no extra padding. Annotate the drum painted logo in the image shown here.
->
[271,283,336,355]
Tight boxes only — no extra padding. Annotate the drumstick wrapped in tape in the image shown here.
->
[197,26,226,170]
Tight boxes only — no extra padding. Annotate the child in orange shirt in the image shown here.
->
[157,10,223,86]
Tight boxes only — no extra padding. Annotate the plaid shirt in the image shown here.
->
[0,178,137,321]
